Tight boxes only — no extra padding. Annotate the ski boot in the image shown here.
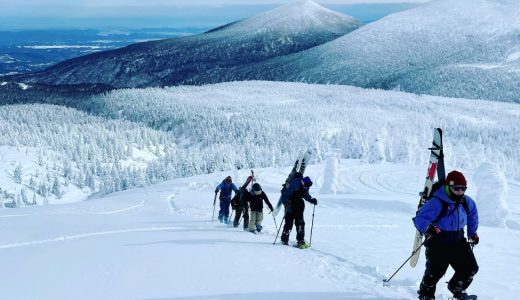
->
[296,240,310,249]
[418,295,434,300]
[281,240,289,246]
[449,291,469,300]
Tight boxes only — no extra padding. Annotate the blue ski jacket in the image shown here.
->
[414,186,479,245]
[215,181,239,199]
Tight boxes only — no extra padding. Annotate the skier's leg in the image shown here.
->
[218,198,224,222]
[223,198,231,224]
[243,204,250,230]
[248,211,258,232]
[418,246,450,298]
[448,240,479,294]
[281,211,295,244]
[294,208,306,243]
[256,212,264,232]
[233,208,242,227]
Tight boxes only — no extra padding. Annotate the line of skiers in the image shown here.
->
[215,169,480,299]
[214,172,317,248]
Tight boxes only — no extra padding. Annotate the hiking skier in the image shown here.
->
[243,182,273,234]
[215,176,239,224]
[279,173,317,248]
[231,175,254,229]
[413,170,479,300]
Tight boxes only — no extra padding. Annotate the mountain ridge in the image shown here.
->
[5,0,361,88]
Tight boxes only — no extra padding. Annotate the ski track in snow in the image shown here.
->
[97,199,146,215]
[1,160,518,299]
[0,226,186,249]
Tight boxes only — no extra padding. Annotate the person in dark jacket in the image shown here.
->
[215,176,239,224]
[232,175,253,230]
[243,183,273,234]
[414,170,479,300]
[279,173,317,248]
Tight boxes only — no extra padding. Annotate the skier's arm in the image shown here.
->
[465,197,479,237]
[232,183,239,193]
[262,192,274,211]
[302,189,313,202]
[413,199,443,234]
[215,182,224,193]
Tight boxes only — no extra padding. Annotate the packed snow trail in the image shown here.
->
[0,161,519,299]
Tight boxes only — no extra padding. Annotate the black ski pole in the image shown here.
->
[309,204,316,247]
[383,236,431,284]
[273,207,289,244]
[211,193,218,222]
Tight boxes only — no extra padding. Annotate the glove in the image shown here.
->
[214,190,219,194]
[309,198,318,205]
[470,233,479,245]
[426,225,441,236]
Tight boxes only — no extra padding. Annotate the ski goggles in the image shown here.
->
[450,185,467,192]
[253,190,262,195]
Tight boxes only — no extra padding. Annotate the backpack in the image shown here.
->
[231,188,245,210]
[429,181,470,224]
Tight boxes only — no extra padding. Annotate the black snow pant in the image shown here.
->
[280,207,305,244]
[233,205,249,229]
[419,238,479,298]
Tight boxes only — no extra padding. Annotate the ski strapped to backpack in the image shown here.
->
[272,148,313,217]
[410,128,445,267]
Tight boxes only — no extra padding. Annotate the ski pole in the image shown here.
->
[272,213,278,230]
[211,193,217,222]
[273,207,289,244]
[309,204,316,247]
[383,236,431,284]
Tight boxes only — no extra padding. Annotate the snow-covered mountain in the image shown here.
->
[235,0,520,102]
[6,0,360,88]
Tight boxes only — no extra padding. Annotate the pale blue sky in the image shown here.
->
[1,0,429,7]
[0,1,427,29]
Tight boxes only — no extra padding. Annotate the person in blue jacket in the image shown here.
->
[215,176,239,224]
[280,173,317,248]
[414,170,479,300]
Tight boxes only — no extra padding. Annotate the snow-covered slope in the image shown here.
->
[6,0,360,88]
[239,0,520,102]
[1,81,519,206]
[1,161,519,299]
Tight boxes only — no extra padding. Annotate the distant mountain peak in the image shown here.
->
[223,0,356,35]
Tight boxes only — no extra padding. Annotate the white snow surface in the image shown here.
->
[1,161,519,299]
